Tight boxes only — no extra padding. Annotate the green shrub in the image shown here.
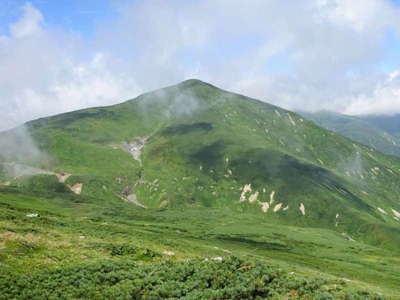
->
[0,257,383,299]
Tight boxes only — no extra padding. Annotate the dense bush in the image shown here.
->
[97,243,161,260]
[0,257,384,299]
[18,175,73,197]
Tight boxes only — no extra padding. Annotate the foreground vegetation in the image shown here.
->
[0,257,383,299]
[0,187,398,298]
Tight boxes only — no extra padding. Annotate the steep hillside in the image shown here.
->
[1,79,400,297]
[1,79,400,248]
[301,110,400,157]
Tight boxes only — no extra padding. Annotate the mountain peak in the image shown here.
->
[177,78,217,90]
[179,78,208,85]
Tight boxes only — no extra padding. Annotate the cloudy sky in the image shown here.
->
[1,0,400,131]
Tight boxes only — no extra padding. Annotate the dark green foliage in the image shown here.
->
[190,140,226,170]
[162,122,213,135]
[0,257,383,300]
[231,148,332,185]
[18,175,72,197]
[98,243,161,259]
[215,234,290,251]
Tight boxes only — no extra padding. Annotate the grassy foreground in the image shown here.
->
[0,187,397,299]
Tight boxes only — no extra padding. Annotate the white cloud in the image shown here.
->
[1,0,400,131]
[0,51,141,130]
[10,2,43,38]
[7,53,140,122]
[344,72,400,115]
[319,0,396,33]
[0,3,141,131]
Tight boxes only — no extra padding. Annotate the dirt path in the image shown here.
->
[1,162,82,194]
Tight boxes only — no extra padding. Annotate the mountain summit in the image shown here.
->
[1,79,400,249]
[1,80,400,296]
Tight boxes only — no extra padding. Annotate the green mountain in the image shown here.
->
[300,110,400,157]
[362,114,400,137]
[1,79,399,298]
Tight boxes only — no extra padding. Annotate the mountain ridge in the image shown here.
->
[2,80,400,241]
[300,110,400,158]
[1,79,400,297]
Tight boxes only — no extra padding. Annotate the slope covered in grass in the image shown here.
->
[0,79,400,297]
[0,189,394,298]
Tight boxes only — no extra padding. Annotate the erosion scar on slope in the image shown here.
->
[121,136,149,165]
[119,136,150,208]
[127,193,147,208]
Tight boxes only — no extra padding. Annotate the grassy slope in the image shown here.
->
[300,110,400,158]
[0,190,396,298]
[1,79,400,297]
